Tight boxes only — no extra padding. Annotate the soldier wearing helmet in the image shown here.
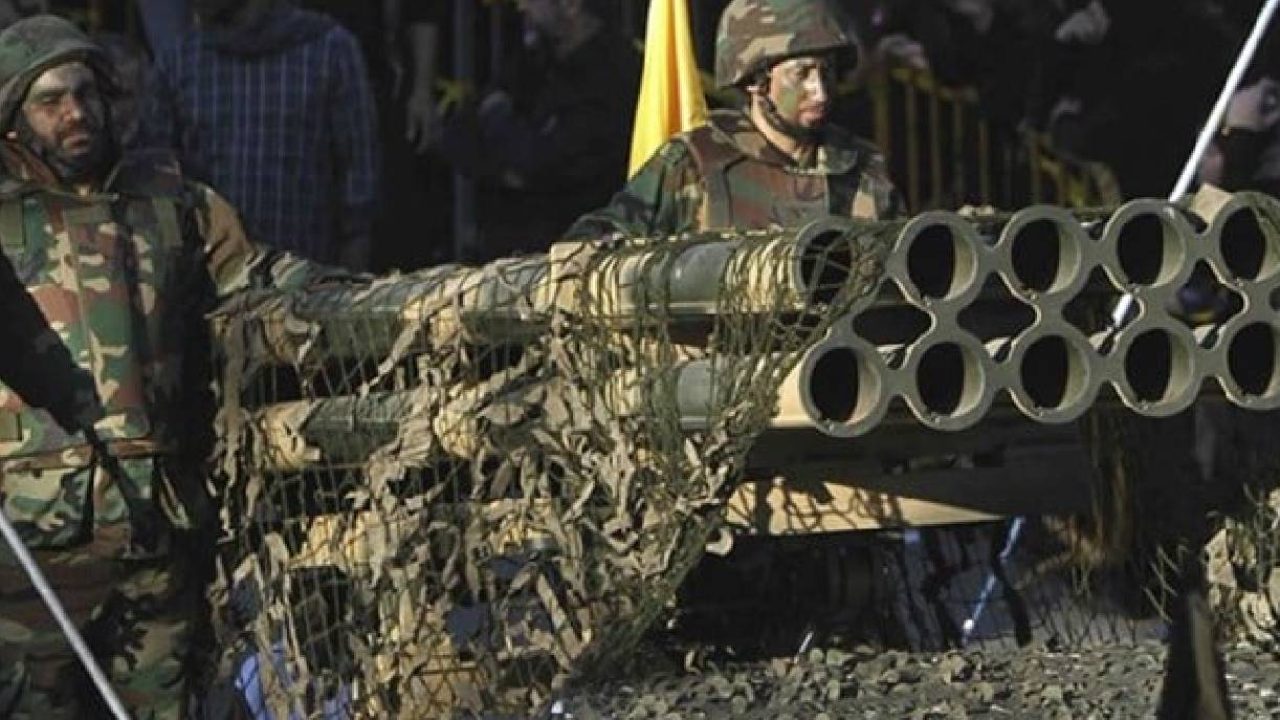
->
[0,15,343,719]
[566,0,903,239]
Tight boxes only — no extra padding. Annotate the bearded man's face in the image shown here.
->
[16,62,111,182]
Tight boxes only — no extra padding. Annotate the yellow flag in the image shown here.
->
[628,0,708,177]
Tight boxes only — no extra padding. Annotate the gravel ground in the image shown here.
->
[540,516,1280,720]
[557,640,1280,719]
[550,520,1280,719]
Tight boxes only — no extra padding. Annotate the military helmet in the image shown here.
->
[714,0,858,89]
[0,15,114,131]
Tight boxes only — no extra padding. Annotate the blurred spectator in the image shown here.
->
[135,0,191,58]
[298,0,442,155]
[1199,34,1280,197]
[433,0,641,262]
[1037,0,1237,197]
[93,31,149,149]
[926,0,1041,127]
[846,0,1044,135]
[301,0,448,271]
[0,0,45,28]
[392,0,442,155]
[1174,72,1277,324]
[143,0,380,270]
[861,0,929,74]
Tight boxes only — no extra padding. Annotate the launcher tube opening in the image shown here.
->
[914,341,987,422]
[905,223,978,302]
[1227,322,1280,398]
[1114,213,1187,288]
[1009,218,1082,296]
[1017,335,1089,411]
[1122,328,1195,405]
[1218,206,1276,281]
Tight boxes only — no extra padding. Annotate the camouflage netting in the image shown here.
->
[206,220,891,717]
[1200,406,1280,647]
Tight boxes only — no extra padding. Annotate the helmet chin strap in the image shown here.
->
[754,74,824,145]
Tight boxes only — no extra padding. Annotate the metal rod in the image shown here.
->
[1111,0,1280,327]
[452,0,478,262]
[0,510,131,719]
[905,74,920,212]
[961,515,1024,645]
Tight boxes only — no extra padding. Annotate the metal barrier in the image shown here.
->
[864,67,1122,211]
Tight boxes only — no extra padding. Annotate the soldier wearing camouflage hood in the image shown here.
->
[566,0,903,238]
[0,15,342,719]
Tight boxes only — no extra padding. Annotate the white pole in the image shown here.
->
[0,510,131,719]
[961,516,1024,645]
[1110,0,1280,328]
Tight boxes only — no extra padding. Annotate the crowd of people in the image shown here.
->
[0,0,1270,269]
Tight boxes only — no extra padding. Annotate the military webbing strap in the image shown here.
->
[0,197,23,254]
[151,197,183,251]
[62,203,110,227]
[681,125,740,230]
[0,196,26,440]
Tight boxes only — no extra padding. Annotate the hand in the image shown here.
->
[874,34,930,72]
[388,54,406,99]
[404,87,440,154]
[1198,140,1225,186]
[1224,78,1280,133]
[478,90,514,122]
[945,0,995,34]
[1056,1,1110,43]
[1054,1,1110,45]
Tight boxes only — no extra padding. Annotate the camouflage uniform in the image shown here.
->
[567,0,903,239]
[0,16,336,719]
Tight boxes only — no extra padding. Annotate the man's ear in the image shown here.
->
[743,74,768,101]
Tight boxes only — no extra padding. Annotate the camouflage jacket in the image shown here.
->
[0,238,99,438]
[565,109,904,239]
[0,141,339,551]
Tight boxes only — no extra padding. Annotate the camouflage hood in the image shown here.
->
[0,15,115,133]
[715,0,859,89]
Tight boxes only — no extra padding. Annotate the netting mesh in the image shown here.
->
[207,221,893,717]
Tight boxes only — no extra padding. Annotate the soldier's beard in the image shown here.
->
[756,76,825,146]
[14,114,117,184]
[760,97,824,144]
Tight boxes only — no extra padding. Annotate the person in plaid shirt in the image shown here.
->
[143,0,380,270]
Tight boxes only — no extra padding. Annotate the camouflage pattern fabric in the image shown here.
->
[0,137,341,716]
[0,469,193,720]
[1200,406,1280,646]
[565,109,903,240]
[714,0,858,88]
[0,242,100,441]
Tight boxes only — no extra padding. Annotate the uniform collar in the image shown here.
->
[0,140,177,197]
[706,108,861,175]
[0,139,63,189]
